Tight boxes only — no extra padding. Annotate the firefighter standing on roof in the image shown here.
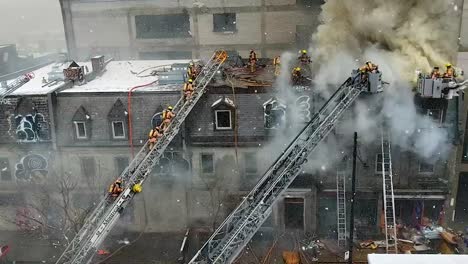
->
[444,63,456,78]
[249,49,257,73]
[183,79,194,101]
[298,50,311,65]
[292,67,302,85]
[273,56,281,76]
[161,106,176,132]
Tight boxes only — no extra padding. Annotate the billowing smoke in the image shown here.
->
[309,0,460,159]
[312,0,461,79]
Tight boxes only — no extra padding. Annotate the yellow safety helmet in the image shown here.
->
[167,106,173,110]
[445,63,452,68]
[188,79,193,83]
[189,62,194,66]
[132,183,142,193]
[295,67,301,71]
[366,61,371,64]
[301,50,307,54]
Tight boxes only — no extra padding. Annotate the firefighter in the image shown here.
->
[187,62,197,80]
[108,178,123,197]
[430,66,441,79]
[273,56,281,76]
[292,67,302,85]
[298,50,311,65]
[359,61,378,73]
[444,63,456,78]
[148,126,162,149]
[161,106,176,132]
[249,49,257,73]
[183,79,194,101]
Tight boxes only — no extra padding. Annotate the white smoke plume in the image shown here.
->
[309,0,460,159]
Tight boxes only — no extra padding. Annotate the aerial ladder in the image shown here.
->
[54,50,228,264]
[336,157,347,248]
[189,71,384,264]
[380,127,398,254]
[0,73,35,101]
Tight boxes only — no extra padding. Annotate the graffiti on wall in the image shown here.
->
[13,112,49,142]
[263,98,287,129]
[15,153,48,182]
[296,95,311,123]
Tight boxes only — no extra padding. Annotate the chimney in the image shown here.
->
[91,55,105,74]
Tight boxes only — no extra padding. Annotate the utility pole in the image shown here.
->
[348,132,357,264]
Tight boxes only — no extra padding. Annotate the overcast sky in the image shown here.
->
[0,0,65,53]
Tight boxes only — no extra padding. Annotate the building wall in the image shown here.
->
[60,0,321,60]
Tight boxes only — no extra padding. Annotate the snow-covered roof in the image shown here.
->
[5,62,79,96]
[60,60,191,93]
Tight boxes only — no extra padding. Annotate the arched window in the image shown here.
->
[108,99,128,139]
[72,106,91,140]
[211,96,236,131]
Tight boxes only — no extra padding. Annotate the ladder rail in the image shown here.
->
[55,50,228,264]
[189,77,365,264]
[336,167,347,248]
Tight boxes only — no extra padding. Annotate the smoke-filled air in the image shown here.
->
[309,0,462,160]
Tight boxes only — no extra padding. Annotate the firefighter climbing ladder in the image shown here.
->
[336,159,347,248]
[0,73,35,101]
[189,75,370,264]
[54,50,228,264]
[381,127,398,254]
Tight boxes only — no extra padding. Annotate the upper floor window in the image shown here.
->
[212,96,236,131]
[135,14,190,39]
[263,97,286,129]
[213,13,237,32]
[108,99,128,140]
[72,106,91,140]
[201,153,214,174]
[80,157,96,178]
[112,121,126,139]
[427,109,443,123]
[0,158,12,181]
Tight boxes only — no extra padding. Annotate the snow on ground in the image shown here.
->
[60,60,191,93]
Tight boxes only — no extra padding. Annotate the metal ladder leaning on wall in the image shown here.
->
[54,50,228,264]
[188,74,373,264]
[381,127,398,254]
[336,158,347,248]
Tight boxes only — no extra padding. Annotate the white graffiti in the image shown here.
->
[296,95,311,123]
[14,113,49,142]
[15,153,48,182]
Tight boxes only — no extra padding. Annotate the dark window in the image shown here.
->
[201,153,214,174]
[112,121,125,139]
[375,154,389,173]
[215,110,232,130]
[285,198,304,230]
[135,14,190,39]
[244,153,257,174]
[80,157,96,178]
[115,156,129,175]
[296,0,325,6]
[213,13,236,32]
[419,161,434,173]
[75,121,87,139]
[0,158,12,181]
[427,109,442,123]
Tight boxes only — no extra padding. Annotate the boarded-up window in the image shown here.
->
[201,153,214,174]
[135,14,190,39]
[213,13,236,32]
[244,153,257,174]
[0,158,12,181]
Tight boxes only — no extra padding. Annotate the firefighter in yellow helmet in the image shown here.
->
[359,61,378,73]
[444,63,456,78]
[148,126,162,149]
[187,62,197,80]
[161,106,176,132]
[183,79,194,101]
[273,56,281,76]
[298,49,311,65]
[108,178,123,198]
[292,67,302,85]
[430,66,441,79]
[249,49,257,73]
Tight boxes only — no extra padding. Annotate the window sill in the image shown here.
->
[215,127,233,131]
[212,30,238,34]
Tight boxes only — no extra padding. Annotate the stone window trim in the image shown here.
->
[111,121,126,139]
[200,153,215,175]
[74,121,87,139]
